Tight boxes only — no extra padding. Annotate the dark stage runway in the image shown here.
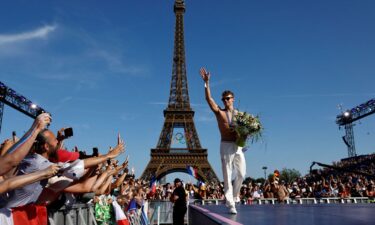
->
[189,204,375,225]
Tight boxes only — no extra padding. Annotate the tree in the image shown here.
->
[254,178,265,185]
[243,176,254,185]
[279,168,301,184]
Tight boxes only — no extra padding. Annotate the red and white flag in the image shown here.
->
[112,200,130,225]
[0,204,47,225]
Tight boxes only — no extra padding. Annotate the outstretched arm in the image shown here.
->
[91,166,114,194]
[0,164,59,194]
[0,113,51,176]
[0,139,13,156]
[95,174,113,195]
[56,128,65,150]
[63,174,99,193]
[200,67,219,113]
[82,134,125,168]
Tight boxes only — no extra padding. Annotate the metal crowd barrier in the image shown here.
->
[148,200,174,225]
[47,198,372,225]
[48,203,97,225]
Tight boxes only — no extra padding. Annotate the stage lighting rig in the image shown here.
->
[336,98,375,157]
[336,98,375,125]
[0,81,47,133]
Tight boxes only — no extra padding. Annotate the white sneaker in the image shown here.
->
[225,201,233,208]
[229,205,237,214]
[234,197,241,204]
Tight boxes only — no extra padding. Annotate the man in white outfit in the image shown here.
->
[199,67,246,214]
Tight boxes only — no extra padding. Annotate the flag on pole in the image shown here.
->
[112,200,130,225]
[140,201,148,225]
[149,175,157,194]
[187,165,198,178]
[126,199,137,214]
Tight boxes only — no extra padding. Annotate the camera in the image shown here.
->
[64,127,73,138]
[36,108,46,116]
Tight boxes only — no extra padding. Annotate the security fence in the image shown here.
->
[47,197,373,225]
[192,197,372,206]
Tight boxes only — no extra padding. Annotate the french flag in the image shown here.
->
[150,175,157,194]
[140,202,149,225]
[112,200,130,225]
[187,165,198,178]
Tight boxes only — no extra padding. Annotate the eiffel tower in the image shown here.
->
[140,0,219,183]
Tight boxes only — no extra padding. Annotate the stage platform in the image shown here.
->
[189,204,375,225]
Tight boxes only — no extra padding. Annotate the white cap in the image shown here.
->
[59,160,85,180]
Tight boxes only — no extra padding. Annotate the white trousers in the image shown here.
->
[220,141,246,206]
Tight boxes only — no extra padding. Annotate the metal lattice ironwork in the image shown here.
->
[336,98,375,125]
[343,123,356,157]
[0,81,47,133]
[336,98,375,157]
[141,0,219,183]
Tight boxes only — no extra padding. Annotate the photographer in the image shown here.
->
[0,113,51,176]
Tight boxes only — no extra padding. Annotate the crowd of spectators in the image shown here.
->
[0,113,374,225]
[0,113,128,224]
[136,153,375,206]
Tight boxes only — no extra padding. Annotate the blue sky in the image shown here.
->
[1,0,374,181]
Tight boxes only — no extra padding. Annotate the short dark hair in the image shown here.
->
[34,129,49,154]
[221,90,234,98]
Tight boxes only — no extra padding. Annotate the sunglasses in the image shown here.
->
[222,96,233,101]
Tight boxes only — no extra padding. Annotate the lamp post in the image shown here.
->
[262,166,267,180]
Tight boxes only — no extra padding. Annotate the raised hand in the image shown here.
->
[107,134,125,159]
[33,113,52,131]
[56,128,66,141]
[0,139,13,156]
[200,67,211,83]
[43,164,61,177]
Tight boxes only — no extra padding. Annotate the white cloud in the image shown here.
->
[0,25,57,45]
[88,49,147,75]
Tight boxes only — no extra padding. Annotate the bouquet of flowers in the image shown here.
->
[232,111,263,147]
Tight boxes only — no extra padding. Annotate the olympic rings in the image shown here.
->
[165,131,194,145]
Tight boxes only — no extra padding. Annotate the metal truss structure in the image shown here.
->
[336,98,375,157]
[0,81,46,133]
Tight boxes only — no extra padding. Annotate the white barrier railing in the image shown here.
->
[47,197,372,225]
[193,197,371,206]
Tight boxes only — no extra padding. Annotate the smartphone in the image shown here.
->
[12,131,16,142]
[64,127,73,138]
[92,147,99,157]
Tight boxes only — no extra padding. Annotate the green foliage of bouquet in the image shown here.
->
[232,111,263,147]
